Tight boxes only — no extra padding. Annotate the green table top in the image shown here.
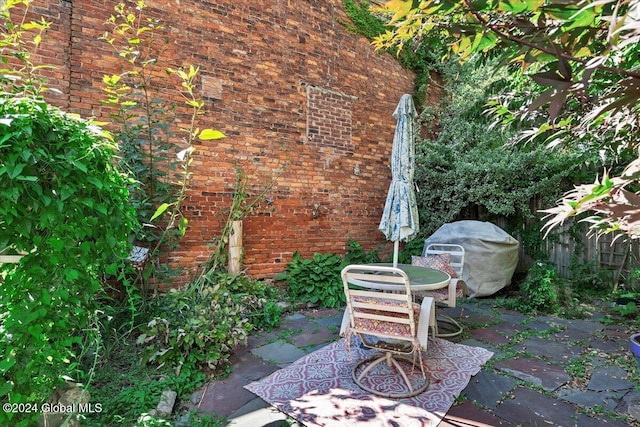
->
[363,263,450,290]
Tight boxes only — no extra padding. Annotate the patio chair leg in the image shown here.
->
[356,353,390,381]
[387,354,414,393]
[352,353,430,398]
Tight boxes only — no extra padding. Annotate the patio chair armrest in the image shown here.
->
[447,278,469,307]
[418,296,435,347]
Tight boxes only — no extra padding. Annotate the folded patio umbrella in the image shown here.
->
[378,94,419,267]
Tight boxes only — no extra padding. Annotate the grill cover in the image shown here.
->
[423,220,519,297]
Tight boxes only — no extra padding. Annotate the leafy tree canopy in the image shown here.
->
[372,0,640,238]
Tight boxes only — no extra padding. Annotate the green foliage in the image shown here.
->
[281,252,346,309]
[373,0,640,239]
[414,58,588,237]
[193,166,282,288]
[612,301,639,318]
[515,261,572,315]
[278,239,380,309]
[0,0,50,96]
[83,348,207,426]
[342,0,386,38]
[342,238,381,265]
[0,96,137,426]
[568,258,613,297]
[610,290,640,323]
[137,283,253,372]
[394,238,425,265]
[101,2,225,292]
[100,2,180,249]
[136,271,282,373]
[213,272,283,331]
[341,0,439,107]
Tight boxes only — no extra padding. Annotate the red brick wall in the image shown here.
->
[28,0,416,285]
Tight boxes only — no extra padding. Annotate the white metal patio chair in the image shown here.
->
[413,243,468,337]
[341,264,433,398]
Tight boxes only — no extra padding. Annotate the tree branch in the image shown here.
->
[463,0,640,81]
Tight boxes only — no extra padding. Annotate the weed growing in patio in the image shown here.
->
[500,261,576,316]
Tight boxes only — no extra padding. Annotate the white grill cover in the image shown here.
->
[423,220,519,297]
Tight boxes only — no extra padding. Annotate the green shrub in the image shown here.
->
[136,271,283,372]
[517,261,572,314]
[281,251,346,309]
[342,238,381,265]
[278,239,380,309]
[214,272,283,331]
[137,283,253,372]
[0,96,136,426]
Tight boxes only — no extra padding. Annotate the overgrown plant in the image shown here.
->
[0,0,50,96]
[413,57,590,239]
[281,252,347,309]
[136,273,282,373]
[0,3,138,426]
[341,0,439,107]
[514,261,573,315]
[372,0,640,239]
[277,239,380,309]
[193,165,283,290]
[0,97,137,427]
[101,1,224,293]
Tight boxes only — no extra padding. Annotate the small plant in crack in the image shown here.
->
[278,328,304,344]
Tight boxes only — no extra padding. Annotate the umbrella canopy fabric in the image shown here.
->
[378,94,419,266]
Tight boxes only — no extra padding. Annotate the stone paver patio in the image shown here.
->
[187,299,640,426]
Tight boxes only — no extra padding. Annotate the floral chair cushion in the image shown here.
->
[414,286,463,304]
[411,254,458,278]
[351,296,420,339]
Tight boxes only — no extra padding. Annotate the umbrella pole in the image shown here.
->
[393,240,399,268]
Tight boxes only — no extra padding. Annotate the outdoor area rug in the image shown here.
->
[245,337,493,426]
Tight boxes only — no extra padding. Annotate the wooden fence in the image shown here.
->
[487,212,640,286]
[497,218,640,285]
[544,224,640,284]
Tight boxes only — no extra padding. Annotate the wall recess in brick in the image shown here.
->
[304,83,357,152]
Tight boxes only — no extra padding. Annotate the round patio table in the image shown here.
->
[348,263,450,291]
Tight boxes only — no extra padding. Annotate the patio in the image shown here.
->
[190,299,638,427]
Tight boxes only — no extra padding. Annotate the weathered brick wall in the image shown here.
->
[29,0,416,286]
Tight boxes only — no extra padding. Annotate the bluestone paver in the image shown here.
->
[186,301,640,427]
[251,341,307,367]
[494,357,571,392]
[463,370,517,409]
[495,386,578,426]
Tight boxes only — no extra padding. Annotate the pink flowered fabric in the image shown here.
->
[351,296,420,339]
[245,337,494,427]
[412,254,458,278]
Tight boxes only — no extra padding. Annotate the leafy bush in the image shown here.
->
[214,272,283,331]
[516,261,572,314]
[342,238,381,265]
[414,58,590,238]
[137,271,283,372]
[137,283,253,372]
[0,97,136,426]
[278,239,380,309]
[281,252,346,309]
[568,258,614,297]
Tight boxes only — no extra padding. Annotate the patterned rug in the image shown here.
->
[245,337,493,426]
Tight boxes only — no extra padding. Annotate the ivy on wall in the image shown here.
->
[341,0,437,107]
